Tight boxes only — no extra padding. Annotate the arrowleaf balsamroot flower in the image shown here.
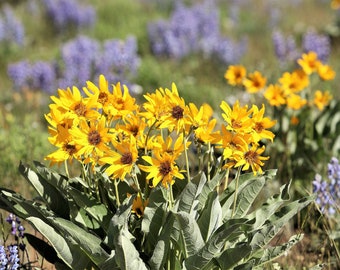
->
[234,144,269,175]
[139,152,185,188]
[313,90,332,111]
[220,100,253,134]
[317,63,336,81]
[297,51,321,75]
[286,93,307,110]
[50,86,100,121]
[224,65,246,86]
[243,71,267,93]
[251,104,276,142]
[100,135,138,180]
[264,84,286,107]
[70,117,113,161]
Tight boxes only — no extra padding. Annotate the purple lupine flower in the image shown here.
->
[272,30,300,65]
[313,157,340,216]
[7,245,19,270]
[7,61,32,90]
[0,18,4,42]
[302,29,331,62]
[95,36,141,85]
[60,35,100,88]
[0,5,25,46]
[42,0,96,31]
[213,36,247,65]
[148,0,246,64]
[31,61,57,93]
[0,245,8,270]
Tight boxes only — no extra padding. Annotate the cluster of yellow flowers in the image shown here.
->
[45,75,276,193]
[332,0,340,9]
[224,51,334,116]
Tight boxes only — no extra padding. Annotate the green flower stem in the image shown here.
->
[218,168,229,195]
[207,142,212,182]
[183,131,191,182]
[64,160,70,179]
[169,184,174,209]
[132,172,144,205]
[231,166,242,218]
[114,178,121,207]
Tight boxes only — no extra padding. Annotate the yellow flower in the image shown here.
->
[243,71,266,93]
[49,86,100,121]
[264,84,286,107]
[234,144,269,175]
[106,82,139,121]
[224,65,247,86]
[152,134,188,160]
[218,125,250,161]
[297,51,321,75]
[83,74,111,108]
[130,193,149,218]
[45,126,80,166]
[279,70,309,94]
[290,116,299,126]
[70,117,112,159]
[313,90,332,111]
[317,64,336,81]
[250,104,276,142]
[331,0,340,9]
[100,135,138,180]
[45,108,75,146]
[139,152,185,188]
[286,94,307,110]
[115,112,147,139]
[188,103,217,143]
[220,100,253,134]
[162,83,191,133]
[142,87,171,127]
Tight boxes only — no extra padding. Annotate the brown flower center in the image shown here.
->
[114,98,124,110]
[129,125,139,137]
[88,130,101,145]
[172,105,184,120]
[98,92,108,104]
[74,102,87,116]
[63,143,76,155]
[254,122,264,133]
[159,161,172,176]
[244,150,258,164]
[231,119,242,129]
[121,152,133,165]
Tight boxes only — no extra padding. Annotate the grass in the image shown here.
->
[0,0,340,269]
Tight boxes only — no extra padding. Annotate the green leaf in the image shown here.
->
[197,191,222,241]
[255,234,303,267]
[141,185,167,253]
[48,217,110,267]
[216,242,252,269]
[27,217,91,269]
[229,177,265,219]
[184,218,251,270]
[0,189,54,222]
[198,171,226,211]
[25,233,63,265]
[149,212,175,270]
[251,180,292,229]
[174,172,206,215]
[68,187,113,231]
[107,195,135,249]
[18,162,70,219]
[174,211,205,257]
[250,195,315,250]
[114,229,148,270]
